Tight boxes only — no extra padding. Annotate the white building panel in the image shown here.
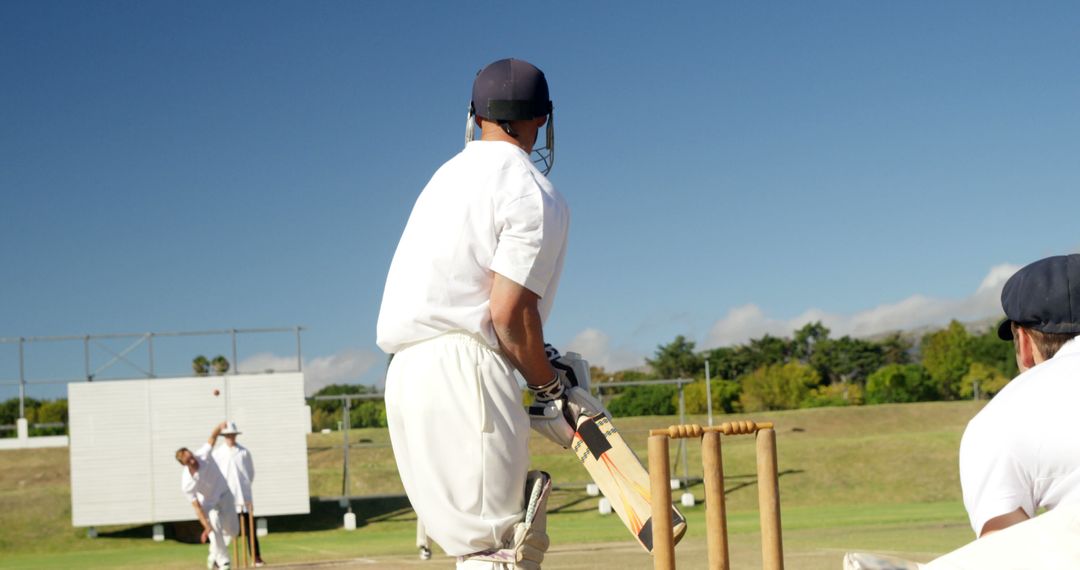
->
[69,380,154,527]
[70,373,310,527]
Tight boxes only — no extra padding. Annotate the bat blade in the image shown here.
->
[572,413,687,551]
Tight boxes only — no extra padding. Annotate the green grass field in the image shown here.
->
[0,401,985,569]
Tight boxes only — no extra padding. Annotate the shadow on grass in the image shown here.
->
[549,468,804,515]
[98,495,416,544]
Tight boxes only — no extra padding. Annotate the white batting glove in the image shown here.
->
[544,344,610,421]
[528,348,610,448]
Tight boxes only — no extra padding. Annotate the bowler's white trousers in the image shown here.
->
[385,332,530,567]
[206,490,239,567]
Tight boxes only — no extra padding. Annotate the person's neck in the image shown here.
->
[479,122,536,154]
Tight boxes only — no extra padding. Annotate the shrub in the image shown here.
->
[865,364,936,404]
[960,362,1011,399]
[740,362,820,412]
[802,383,863,408]
[607,384,678,417]
[683,379,742,414]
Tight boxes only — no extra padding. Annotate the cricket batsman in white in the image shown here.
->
[376,58,606,569]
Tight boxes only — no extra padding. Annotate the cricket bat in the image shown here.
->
[572,412,688,552]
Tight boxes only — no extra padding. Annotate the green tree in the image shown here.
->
[310,407,337,431]
[793,322,830,363]
[812,336,885,386]
[879,333,913,365]
[968,326,1018,378]
[960,362,1011,400]
[802,383,863,408]
[683,379,742,414]
[702,346,755,381]
[739,362,820,412]
[865,364,936,404]
[350,401,388,428]
[607,384,678,417]
[211,355,230,376]
[192,355,210,377]
[745,335,794,369]
[921,320,972,399]
[647,336,703,379]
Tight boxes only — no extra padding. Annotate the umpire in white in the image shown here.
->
[377,58,603,568]
[213,421,263,566]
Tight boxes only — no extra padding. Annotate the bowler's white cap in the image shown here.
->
[221,421,242,435]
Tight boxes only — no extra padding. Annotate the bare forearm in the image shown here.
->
[207,422,225,447]
[494,304,553,387]
[490,273,555,387]
[192,501,210,529]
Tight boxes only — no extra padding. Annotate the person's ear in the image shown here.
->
[1016,327,1037,369]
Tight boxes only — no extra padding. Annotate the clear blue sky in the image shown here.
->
[3,1,1079,397]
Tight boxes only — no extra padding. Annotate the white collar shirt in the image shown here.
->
[376,141,569,353]
[180,442,229,509]
[212,442,255,507]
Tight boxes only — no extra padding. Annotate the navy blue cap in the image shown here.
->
[471,58,551,121]
[997,254,1080,340]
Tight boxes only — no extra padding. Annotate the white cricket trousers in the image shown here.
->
[206,490,239,567]
[385,332,530,566]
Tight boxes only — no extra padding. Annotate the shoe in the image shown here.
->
[419,546,432,561]
[255,559,265,568]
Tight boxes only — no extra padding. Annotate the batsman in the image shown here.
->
[377,58,607,568]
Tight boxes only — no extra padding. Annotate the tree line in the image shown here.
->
[597,320,1016,417]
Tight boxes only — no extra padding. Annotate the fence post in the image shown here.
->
[230,329,238,375]
[705,359,714,426]
[295,326,303,372]
[18,338,25,419]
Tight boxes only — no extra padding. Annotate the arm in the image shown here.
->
[191,500,212,543]
[490,272,555,387]
[207,421,225,447]
[979,507,1030,537]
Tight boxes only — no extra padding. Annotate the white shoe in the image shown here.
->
[419,546,432,560]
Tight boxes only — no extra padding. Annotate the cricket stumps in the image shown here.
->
[648,420,783,570]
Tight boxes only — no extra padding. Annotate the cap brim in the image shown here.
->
[997,319,1015,341]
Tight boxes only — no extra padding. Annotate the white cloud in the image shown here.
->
[239,347,381,395]
[564,328,644,372]
[704,263,1021,348]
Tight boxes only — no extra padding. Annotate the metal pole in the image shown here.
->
[679,382,689,487]
[148,333,155,378]
[296,326,303,372]
[342,397,351,512]
[18,338,25,419]
[84,335,91,381]
[231,329,238,375]
[705,359,714,427]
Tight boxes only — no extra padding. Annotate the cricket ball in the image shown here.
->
[213,389,220,396]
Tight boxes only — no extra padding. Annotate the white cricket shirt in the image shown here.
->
[212,443,255,509]
[959,338,1080,535]
[181,443,229,509]
[376,141,569,354]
